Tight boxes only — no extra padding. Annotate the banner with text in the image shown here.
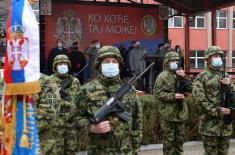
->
[44,3,164,58]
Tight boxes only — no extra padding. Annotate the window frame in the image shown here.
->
[168,9,183,28]
[189,14,206,29]
[216,10,227,29]
[232,51,235,68]
[190,50,205,69]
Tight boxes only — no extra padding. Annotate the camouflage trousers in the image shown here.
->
[40,139,58,155]
[161,120,185,155]
[87,137,136,155]
[54,127,78,155]
[202,135,230,155]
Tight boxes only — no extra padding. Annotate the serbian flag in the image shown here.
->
[4,0,40,95]
[0,0,42,155]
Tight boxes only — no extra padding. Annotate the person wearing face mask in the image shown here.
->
[153,51,192,155]
[47,39,69,75]
[49,54,81,155]
[72,46,143,155]
[84,40,102,81]
[192,46,235,155]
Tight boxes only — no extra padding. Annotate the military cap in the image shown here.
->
[53,54,71,73]
[95,45,123,70]
[164,51,179,65]
[204,46,224,60]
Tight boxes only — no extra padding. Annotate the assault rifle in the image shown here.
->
[90,62,155,123]
[175,58,191,111]
[220,57,233,125]
[59,64,88,101]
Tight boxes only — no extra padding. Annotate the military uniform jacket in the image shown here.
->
[50,74,80,122]
[192,68,234,136]
[35,73,61,140]
[75,76,143,154]
[153,70,191,122]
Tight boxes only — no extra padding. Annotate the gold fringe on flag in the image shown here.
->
[5,81,40,95]
[4,95,17,155]
[20,95,28,148]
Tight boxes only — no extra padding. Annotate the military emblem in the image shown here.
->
[7,24,29,70]
[141,15,156,36]
[56,10,82,48]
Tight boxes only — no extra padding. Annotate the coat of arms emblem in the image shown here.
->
[56,10,82,48]
[7,24,29,71]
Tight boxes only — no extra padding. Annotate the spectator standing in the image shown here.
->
[129,41,146,90]
[175,45,184,69]
[69,41,86,84]
[47,39,69,75]
[84,40,101,80]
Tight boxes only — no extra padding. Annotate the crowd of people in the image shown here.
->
[34,41,234,155]
[46,39,184,92]
[0,35,233,155]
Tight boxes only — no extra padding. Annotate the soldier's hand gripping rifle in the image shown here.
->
[90,62,155,123]
[59,64,88,101]
[220,57,233,125]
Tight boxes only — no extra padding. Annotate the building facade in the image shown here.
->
[168,6,235,72]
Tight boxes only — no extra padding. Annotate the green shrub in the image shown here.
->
[139,95,235,144]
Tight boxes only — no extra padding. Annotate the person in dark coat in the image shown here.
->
[47,39,69,75]
[69,41,86,84]
[175,45,184,69]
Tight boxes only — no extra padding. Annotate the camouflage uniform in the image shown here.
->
[153,52,191,155]
[192,46,234,155]
[73,46,143,155]
[35,73,61,155]
[50,55,81,155]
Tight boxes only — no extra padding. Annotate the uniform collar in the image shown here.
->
[98,74,122,87]
[205,66,220,74]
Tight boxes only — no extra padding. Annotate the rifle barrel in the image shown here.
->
[130,62,155,85]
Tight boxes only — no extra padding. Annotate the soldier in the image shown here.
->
[72,46,143,155]
[50,54,81,155]
[35,73,61,155]
[153,51,192,155]
[192,46,234,155]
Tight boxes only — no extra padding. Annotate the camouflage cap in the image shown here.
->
[204,46,224,59]
[164,51,179,65]
[53,54,71,73]
[95,45,123,70]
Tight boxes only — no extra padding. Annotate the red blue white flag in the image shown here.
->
[0,0,41,155]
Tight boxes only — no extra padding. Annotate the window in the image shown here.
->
[233,11,235,28]
[190,50,205,68]
[216,10,227,29]
[168,9,183,28]
[189,14,205,28]
[232,51,235,68]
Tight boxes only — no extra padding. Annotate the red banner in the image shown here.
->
[44,3,164,59]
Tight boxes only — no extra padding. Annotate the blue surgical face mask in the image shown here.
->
[101,63,119,78]
[211,57,222,67]
[95,44,101,49]
[57,42,63,48]
[170,62,178,70]
[57,64,69,74]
